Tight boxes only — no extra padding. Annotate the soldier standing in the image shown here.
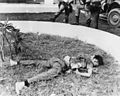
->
[51,0,74,23]
[86,0,101,29]
[74,0,88,25]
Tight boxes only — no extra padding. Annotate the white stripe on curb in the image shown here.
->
[10,21,120,63]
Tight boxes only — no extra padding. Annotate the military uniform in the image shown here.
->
[27,57,69,83]
[52,0,74,23]
[86,0,101,29]
[74,0,87,24]
[15,56,72,95]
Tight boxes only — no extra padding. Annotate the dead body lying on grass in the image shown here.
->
[70,54,104,76]
[15,54,103,95]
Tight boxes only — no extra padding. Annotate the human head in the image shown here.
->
[91,55,104,67]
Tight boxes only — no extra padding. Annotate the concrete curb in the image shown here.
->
[10,21,120,63]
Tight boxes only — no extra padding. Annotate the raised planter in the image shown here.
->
[10,21,120,63]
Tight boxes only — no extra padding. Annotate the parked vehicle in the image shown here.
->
[100,0,120,27]
[80,0,120,27]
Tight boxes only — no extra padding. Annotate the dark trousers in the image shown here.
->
[91,9,100,29]
[86,2,101,29]
[53,2,72,23]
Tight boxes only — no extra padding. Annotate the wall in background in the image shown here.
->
[0,0,44,3]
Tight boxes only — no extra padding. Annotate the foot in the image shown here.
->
[10,59,18,66]
[15,81,25,95]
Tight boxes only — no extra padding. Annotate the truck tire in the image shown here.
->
[107,8,120,27]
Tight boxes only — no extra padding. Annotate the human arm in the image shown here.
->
[75,64,93,77]
[75,68,92,77]
[66,69,72,73]
[66,63,79,74]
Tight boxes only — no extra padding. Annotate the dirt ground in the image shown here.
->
[0,13,120,96]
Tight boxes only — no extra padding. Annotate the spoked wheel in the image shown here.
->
[107,8,120,27]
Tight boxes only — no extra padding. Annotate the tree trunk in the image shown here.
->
[0,35,5,62]
[3,32,13,59]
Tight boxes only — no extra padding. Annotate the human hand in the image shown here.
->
[66,69,72,74]
[71,63,79,69]
[77,63,82,68]
[74,69,79,74]
[92,68,98,74]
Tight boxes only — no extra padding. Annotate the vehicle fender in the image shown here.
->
[108,2,120,12]
[114,0,120,5]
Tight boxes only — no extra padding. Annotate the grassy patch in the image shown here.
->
[9,33,108,60]
[0,33,120,96]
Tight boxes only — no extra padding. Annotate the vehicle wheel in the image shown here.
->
[107,8,120,27]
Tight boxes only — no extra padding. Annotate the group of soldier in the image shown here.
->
[51,0,105,29]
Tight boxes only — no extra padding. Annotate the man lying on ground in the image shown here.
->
[15,54,103,95]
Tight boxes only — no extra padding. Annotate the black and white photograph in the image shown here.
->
[0,0,120,96]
